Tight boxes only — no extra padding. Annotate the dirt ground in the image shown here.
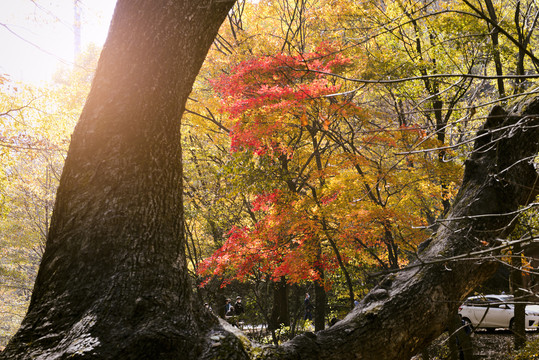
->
[415,329,539,359]
[470,330,539,359]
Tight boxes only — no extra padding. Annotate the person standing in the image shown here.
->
[234,296,244,315]
[225,298,234,317]
[304,293,313,321]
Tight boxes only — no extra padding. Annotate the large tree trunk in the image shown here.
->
[0,1,236,359]
[267,101,539,359]
[2,0,539,359]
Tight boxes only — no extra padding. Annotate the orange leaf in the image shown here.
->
[301,112,309,127]
[323,117,330,130]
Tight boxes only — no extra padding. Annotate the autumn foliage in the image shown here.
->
[198,189,340,287]
[198,43,459,290]
[211,43,357,155]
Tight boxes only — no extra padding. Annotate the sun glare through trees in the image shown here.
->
[1,0,539,359]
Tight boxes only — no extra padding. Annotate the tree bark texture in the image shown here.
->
[2,0,539,358]
[230,100,539,359]
[260,99,539,359]
[1,0,235,359]
[270,277,290,332]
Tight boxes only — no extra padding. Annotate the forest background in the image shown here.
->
[1,0,539,355]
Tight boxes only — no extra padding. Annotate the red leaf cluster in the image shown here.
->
[211,43,355,155]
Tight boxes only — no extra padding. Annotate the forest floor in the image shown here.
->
[416,329,539,359]
[471,330,539,359]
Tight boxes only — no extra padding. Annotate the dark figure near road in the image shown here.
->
[304,293,313,321]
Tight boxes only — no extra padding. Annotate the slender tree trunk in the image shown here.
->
[484,0,506,99]
[307,125,329,332]
[512,242,526,350]
[382,220,399,269]
[0,1,236,358]
[324,228,355,309]
[447,315,460,360]
[270,276,290,333]
[514,1,526,94]
[313,238,327,332]
[448,314,473,360]
[314,274,326,332]
[433,98,452,216]
[458,327,474,360]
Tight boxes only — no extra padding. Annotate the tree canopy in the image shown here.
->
[1,0,539,359]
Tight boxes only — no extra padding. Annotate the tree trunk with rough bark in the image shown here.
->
[269,277,290,334]
[2,0,539,359]
[0,1,236,358]
[266,101,539,359]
